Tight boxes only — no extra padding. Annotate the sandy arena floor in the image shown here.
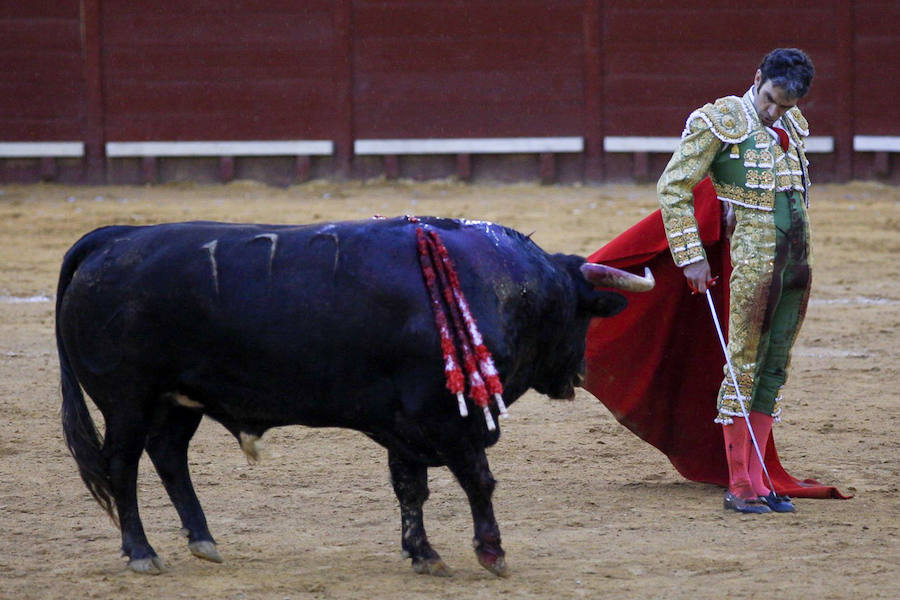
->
[0,180,897,599]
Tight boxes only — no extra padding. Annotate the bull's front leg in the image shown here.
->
[388,451,450,576]
[444,445,508,577]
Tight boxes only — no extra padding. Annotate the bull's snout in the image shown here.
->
[548,371,583,400]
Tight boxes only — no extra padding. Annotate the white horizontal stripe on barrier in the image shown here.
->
[804,137,834,153]
[603,137,680,152]
[853,136,900,152]
[0,142,84,157]
[354,137,584,155]
[106,140,333,157]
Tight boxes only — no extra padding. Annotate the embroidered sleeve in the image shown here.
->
[657,114,722,267]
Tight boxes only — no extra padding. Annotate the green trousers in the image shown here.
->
[716,191,812,423]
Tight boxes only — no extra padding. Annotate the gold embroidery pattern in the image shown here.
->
[723,373,755,400]
[743,148,759,167]
[688,117,707,135]
[716,373,756,422]
[757,149,773,168]
[712,180,775,210]
[754,131,770,149]
[670,215,693,233]
[781,107,811,207]
[666,214,703,266]
[712,202,810,424]
[715,206,778,423]
[776,174,792,190]
[782,146,805,191]
[691,96,750,143]
[659,114,723,267]
[772,143,785,163]
[681,140,698,156]
[786,107,809,136]
[746,170,760,188]
[679,243,704,264]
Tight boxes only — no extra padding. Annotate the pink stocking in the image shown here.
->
[748,411,774,496]
[722,420,754,499]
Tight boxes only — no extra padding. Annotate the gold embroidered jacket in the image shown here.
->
[657,88,810,267]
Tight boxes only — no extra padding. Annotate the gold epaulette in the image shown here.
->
[684,96,752,144]
[785,107,809,137]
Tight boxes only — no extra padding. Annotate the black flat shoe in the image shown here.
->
[759,492,795,513]
[724,491,772,514]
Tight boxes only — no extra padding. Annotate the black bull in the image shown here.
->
[57,216,653,576]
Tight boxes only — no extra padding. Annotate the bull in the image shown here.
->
[57,216,652,576]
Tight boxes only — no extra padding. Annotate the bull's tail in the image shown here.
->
[59,343,118,525]
[56,226,132,526]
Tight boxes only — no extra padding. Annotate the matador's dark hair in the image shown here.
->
[758,48,815,100]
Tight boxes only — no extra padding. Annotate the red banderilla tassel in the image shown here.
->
[425,233,492,429]
[427,230,507,418]
[416,228,467,417]
[425,232,499,430]
[416,226,507,431]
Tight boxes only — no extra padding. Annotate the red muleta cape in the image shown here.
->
[583,178,847,499]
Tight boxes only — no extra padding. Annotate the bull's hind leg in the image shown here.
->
[444,445,508,577]
[146,405,222,563]
[103,415,165,574]
[388,451,451,576]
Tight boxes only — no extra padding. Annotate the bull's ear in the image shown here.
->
[584,289,627,317]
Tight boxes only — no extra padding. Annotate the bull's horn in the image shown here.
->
[580,263,655,292]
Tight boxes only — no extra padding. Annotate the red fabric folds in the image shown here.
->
[583,177,848,499]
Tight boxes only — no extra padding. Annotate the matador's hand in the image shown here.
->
[683,259,712,294]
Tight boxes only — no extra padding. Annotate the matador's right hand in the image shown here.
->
[683,259,713,294]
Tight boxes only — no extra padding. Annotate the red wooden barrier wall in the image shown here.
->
[1,0,897,184]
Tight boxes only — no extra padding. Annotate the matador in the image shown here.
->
[657,48,816,514]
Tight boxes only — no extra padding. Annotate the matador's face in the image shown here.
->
[752,69,799,128]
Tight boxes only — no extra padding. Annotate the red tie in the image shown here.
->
[772,127,789,152]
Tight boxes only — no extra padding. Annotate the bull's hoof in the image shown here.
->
[412,557,452,577]
[477,552,509,578]
[189,540,223,563]
[127,556,166,574]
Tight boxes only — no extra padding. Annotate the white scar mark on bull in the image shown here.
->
[201,240,219,295]
[240,432,264,465]
[312,225,340,274]
[252,233,279,280]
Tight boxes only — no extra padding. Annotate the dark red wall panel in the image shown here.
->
[854,1,900,134]
[601,1,841,136]
[100,1,338,141]
[352,0,584,138]
[0,1,83,140]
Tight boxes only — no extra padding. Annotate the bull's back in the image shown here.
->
[61,218,537,349]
